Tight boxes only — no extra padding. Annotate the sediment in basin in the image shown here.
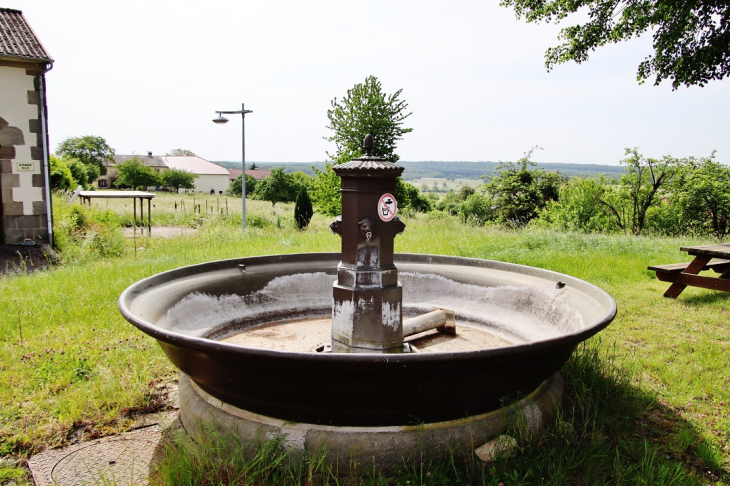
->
[119,253,616,426]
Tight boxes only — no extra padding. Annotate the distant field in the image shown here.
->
[411,177,483,192]
[214,160,625,181]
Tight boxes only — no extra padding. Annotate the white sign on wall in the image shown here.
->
[16,162,34,171]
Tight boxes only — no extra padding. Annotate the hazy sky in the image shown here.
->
[9,0,730,165]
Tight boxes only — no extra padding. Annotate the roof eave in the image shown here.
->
[0,54,53,71]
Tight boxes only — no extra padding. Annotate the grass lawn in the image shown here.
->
[0,197,728,484]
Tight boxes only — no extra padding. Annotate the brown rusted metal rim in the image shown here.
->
[119,253,616,426]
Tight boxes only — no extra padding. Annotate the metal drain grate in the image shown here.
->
[28,425,163,486]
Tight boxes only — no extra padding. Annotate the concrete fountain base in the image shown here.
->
[178,372,563,471]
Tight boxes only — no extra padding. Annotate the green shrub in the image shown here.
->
[49,155,75,191]
[52,197,125,263]
[458,193,493,226]
[294,187,313,229]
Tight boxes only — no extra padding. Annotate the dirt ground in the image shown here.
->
[0,244,55,276]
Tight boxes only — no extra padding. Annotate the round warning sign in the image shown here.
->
[378,193,397,222]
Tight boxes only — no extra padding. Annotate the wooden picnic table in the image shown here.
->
[648,244,730,298]
[78,191,155,235]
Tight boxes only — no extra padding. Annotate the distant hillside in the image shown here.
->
[214,161,624,180]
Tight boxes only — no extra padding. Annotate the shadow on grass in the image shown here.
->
[148,341,728,485]
[677,290,730,307]
[513,340,728,485]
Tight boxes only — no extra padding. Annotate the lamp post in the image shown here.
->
[213,103,253,233]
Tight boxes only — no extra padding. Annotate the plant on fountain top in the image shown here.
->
[325,75,412,163]
[314,75,417,216]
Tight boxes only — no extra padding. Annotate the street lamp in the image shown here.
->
[213,103,253,233]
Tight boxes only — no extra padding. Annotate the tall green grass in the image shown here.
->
[0,197,728,484]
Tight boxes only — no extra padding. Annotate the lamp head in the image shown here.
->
[212,114,229,124]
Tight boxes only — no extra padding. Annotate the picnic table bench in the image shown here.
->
[649,244,730,298]
[78,191,155,235]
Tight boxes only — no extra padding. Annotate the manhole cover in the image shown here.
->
[28,426,163,486]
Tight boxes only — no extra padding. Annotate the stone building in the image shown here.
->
[0,8,54,245]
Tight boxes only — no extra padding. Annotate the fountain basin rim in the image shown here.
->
[119,252,617,362]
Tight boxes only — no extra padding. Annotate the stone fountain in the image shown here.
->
[119,136,616,469]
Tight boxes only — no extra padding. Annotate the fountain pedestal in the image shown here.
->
[330,135,406,353]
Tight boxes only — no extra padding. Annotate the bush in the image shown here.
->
[52,197,125,263]
[537,177,618,233]
[227,175,242,196]
[294,187,313,229]
[49,155,75,191]
[458,193,494,226]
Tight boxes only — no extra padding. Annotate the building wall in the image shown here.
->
[0,64,49,245]
[193,174,230,194]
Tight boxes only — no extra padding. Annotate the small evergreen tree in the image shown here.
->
[294,186,314,229]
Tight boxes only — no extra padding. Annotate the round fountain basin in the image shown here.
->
[119,253,616,426]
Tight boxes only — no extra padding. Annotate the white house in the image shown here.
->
[0,8,53,245]
[101,153,231,194]
[164,156,230,194]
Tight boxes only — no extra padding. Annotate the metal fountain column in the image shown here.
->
[330,135,406,353]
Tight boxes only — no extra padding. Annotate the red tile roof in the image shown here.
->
[0,8,52,62]
[247,169,271,180]
[228,169,271,180]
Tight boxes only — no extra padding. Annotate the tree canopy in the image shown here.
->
[115,156,161,189]
[325,75,412,163]
[481,147,565,227]
[252,168,299,206]
[55,136,115,181]
[227,174,258,197]
[501,0,730,88]
[162,169,197,192]
[165,148,196,156]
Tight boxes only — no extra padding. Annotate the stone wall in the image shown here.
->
[0,64,49,245]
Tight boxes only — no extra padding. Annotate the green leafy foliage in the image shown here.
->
[294,186,313,229]
[501,0,730,88]
[49,155,75,191]
[55,135,115,182]
[114,156,161,189]
[227,174,258,197]
[161,168,197,192]
[597,148,681,235]
[672,154,730,239]
[314,77,414,215]
[252,168,299,206]
[67,158,90,189]
[538,177,618,233]
[458,192,494,226]
[395,179,432,213]
[165,148,196,156]
[482,147,565,227]
[311,163,342,216]
[325,75,412,163]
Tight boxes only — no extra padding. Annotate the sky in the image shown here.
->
[8,0,730,166]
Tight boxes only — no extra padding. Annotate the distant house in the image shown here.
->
[164,156,230,194]
[98,152,230,194]
[0,8,54,245]
[228,168,271,183]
